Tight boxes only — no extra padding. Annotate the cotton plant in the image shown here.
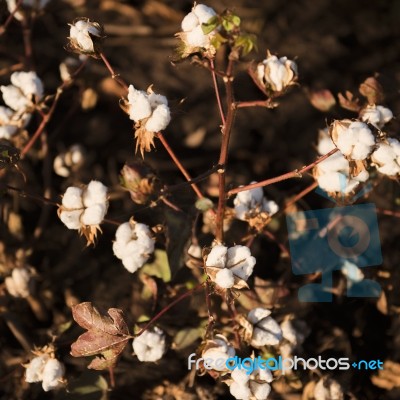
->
[314,128,369,197]
[244,308,282,348]
[57,180,108,245]
[278,317,308,360]
[256,52,298,93]
[0,106,19,139]
[233,183,279,230]
[371,138,400,177]
[67,18,104,57]
[121,85,171,157]
[1,71,43,116]
[53,144,85,177]
[201,334,235,372]
[227,366,273,400]
[204,245,256,289]
[4,267,34,298]
[25,347,65,392]
[112,219,155,273]
[6,0,50,21]
[313,377,344,400]
[330,119,375,161]
[177,3,218,57]
[360,104,393,129]
[132,326,166,362]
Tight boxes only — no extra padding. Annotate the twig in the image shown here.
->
[99,52,129,92]
[227,148,338,196]
[0,0,23,36]
[282,181,318,212]
[21,59,88,156]
[209,58,225,126]
[215,59,236,242]
[376,208,400,218]
[156,132,205,200]
[136,282,205,337]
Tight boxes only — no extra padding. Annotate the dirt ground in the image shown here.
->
[1,0,400,399]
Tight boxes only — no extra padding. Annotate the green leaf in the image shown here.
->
[195,197,214,212]
[222,19,234,32]
[57,371,108,400]
[201,16,219,34]
[141,250,171,282]
[234,34,258,56]
[173,327,202,350]
[231,15,241,27]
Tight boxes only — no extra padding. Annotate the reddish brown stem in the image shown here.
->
[376,208,400,218]
[136,282,205,337]
[282,181,318,212]
[0,0,23,36]
[227,148,338,196]
[209,58,226,126]
[21,59,88,156]
[234,100,275,109]
[99,52,129,92]
[156,132,205,200]
[215,59,236,242]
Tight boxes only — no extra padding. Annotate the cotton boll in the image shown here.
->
[41,359,65,391]
[62,187,83,209]
[11,71,43,99]
[262,199,279,216]
[202,338,235,371]
[59,210,82,230]
[336,122,374,160]
[122,255,147,273]
[80,204,107,225]
[372,143,396,164]
[317,172,359,194]
[69,19,102,53]
[317,153,349,174]
[257,368,273,383]
[186,25,210,47]
[230,382,252,400]
[377,162,400,176]
[25,356,47,383]
[148,92,168,108]
[248,308,272,323]
[127,86,152,121]
[281,320,298,345]
[206,245,228,268]
[133,327,166,362]
[114,222,133,244]
[193,4,217,24]
[181,12,199,31]
[1,85,28,111]
[231,369,251,385]
[5,267,32,298]
[215,268,235,288]
[227,245,256,281]
[317,130,336,155]
[314,378,344,400]
[144,104,171,133]
[0,106,18,139]
[83,180,108,207]
[248,307,282,347]
[361,105,393,128]
[249,381,271,400]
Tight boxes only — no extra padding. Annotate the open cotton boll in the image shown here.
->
[317,172,359,194]
[127,85,152,121]
[80,204,107,226]
[227,245,256,280]
[262,199,279,216]
[144,104,171,133]
[248,307,282,347]
[335,121,375,160]
[193,4,217,23]
[361,105,393,129]
[41,359,65,392]
[148,92,168,108]
[202,335,235,371]
[11,71,43,99]
[5,267,32,298]
[133,327,166,362]
[317,133,336,155]
[314,378,344,400]
[230,382,252,400]
[0,106,18,139]
[249,381,271,400]
[215,268,235,288]
[205,245,228,269]
[114,222,133,244]
[25,356,47,383]
[62,187,84,209]
[122,254,148,274]
[232,369,251,385]
[59,210,82,230]
[82,180,108,207]
[181,12,199,31]
[1,85,29,112]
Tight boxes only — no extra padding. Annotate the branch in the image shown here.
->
[227,148,338,196]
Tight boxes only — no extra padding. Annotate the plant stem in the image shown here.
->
[156,132,205,200]
[227,148,338,196]
[99,52,129,92]
[0,0,23,36]
[209,58,225,126]
[215,59,236,242]
[234,99,275,109]
[282,181,318,212]
[136,282,205,337]
[21,59,88,156]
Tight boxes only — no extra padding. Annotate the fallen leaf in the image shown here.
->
[70,302,131,370]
